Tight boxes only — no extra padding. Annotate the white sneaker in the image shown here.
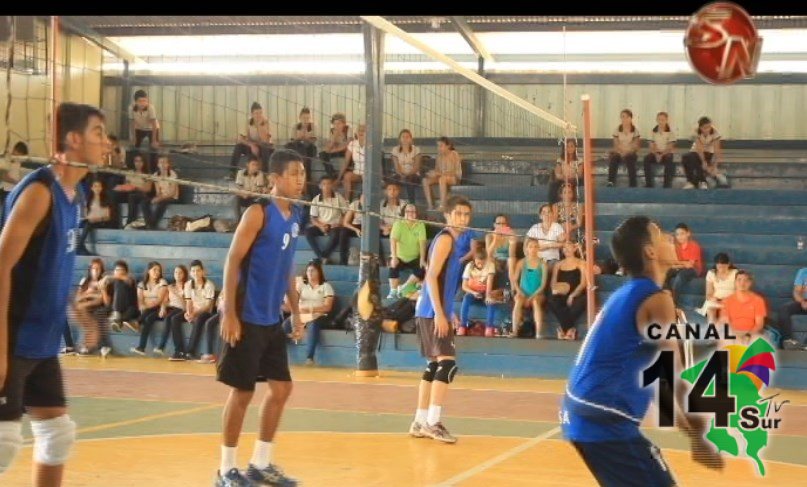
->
[683,182,695,189]
[699,181,709,190]
[100,346,112,358]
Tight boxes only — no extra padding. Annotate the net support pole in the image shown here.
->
[355,22,384,377]
[582,95,597,327]
[50,15,60,156]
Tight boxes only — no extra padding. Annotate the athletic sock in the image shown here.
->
[250,440,273,470]
[415,408,428,423]
[220,446,237,475]
[427,405,442,426]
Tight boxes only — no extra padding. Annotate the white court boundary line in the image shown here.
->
[433,426,562,486]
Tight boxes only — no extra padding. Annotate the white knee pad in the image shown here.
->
[0,421,23,474]
[30,415,76,466]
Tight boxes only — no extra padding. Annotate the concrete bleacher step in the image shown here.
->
[455,186,807,205]
[86,326,807,388]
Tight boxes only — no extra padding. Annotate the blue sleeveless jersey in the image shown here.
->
[4,167,83,359]
[561,277,661,441]
[238,201,302,326]
[415,229,465,319]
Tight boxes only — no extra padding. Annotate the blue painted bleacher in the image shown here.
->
[71,146,807,388]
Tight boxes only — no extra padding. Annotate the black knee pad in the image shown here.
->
[422,362,438,382]
[435,359,458,384]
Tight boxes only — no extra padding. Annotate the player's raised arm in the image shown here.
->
[640,290,725,471]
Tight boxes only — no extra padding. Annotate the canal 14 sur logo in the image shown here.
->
[643,322,786,476]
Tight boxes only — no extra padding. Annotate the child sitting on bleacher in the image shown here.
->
[511,238,548,338]
[458,248,498,337]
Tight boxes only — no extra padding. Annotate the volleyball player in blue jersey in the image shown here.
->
[408,195,472,444]
[0,103,108,485]
[214,149,305,486]
[561,216,723,486]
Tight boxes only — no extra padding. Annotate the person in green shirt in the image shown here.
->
[388,204,427,299]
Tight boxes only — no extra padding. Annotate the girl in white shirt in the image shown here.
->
[77,179,114,255]
[607,109,641,187]
[143,155,179,230]
[339,124,367,202]
[283,261,335,364]
[682,116,728,189]
[698,253,738,324]
[131,261,168,355]
[643,111,677,188]
[391,129,422,203]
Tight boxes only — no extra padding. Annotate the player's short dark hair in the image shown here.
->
[113,260,129,272]
[12,141,28,155]
[269,149,303,176]
[611,216,654,277]
[56,102,105,153]
[133,89,147,101]
[444,195,471,214]
[190,259,204,269]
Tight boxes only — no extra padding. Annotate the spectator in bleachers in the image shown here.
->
[547,242,587,340]
[485,214,515,294]
[233,155,268,221]
[697,252,737,325]
[423,136,461,211]
[607,109,641,187]
[283,260,335,365]
[380,180,407,237]
[643,111,677,188]
[194,291,226,364]
[526,204,565,267]
[113,153,153,227]
[553,183,584,244]
[286,107,318,197]
[1,141,27,225]
[720,270,767,342]
[664,223,704,306]
[130,90,160,172]
[458,247,498,337]
[153,265,188,356]
[176,259,216,361]
[230,101,273,176]
[388,203,427,298]
[775,267,807,350]
[143,155,179,230]
[339,123,366,202]
[130,261,168,355]
[337,193,364,265]
[548,138,580,204]
[510,237,548,338]
[681,116,728,190]
[320,112,350,179]
[306,175,348,263]
[104,259,141,334]
[77,179,115,255]
[390,129,422,203]
[72,258,111,357]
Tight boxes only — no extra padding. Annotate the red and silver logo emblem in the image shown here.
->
[685,2,763,84]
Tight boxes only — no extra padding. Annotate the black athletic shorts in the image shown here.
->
[572,436,677,487]
[0,356,67,421]
[216,321,291,391]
